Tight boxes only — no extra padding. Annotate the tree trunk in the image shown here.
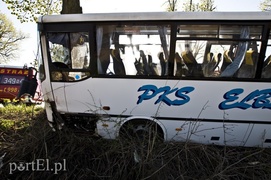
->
[61,0,82,14]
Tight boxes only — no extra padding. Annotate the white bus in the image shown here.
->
[38,11,271,148]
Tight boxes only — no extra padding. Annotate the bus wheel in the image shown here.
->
[119,120,164,162]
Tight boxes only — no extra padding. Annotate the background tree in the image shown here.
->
[2,0,82,22]
[61,0,82,14]
[260,0,271,11]
[183,0,216,12]
[0,12,26,63]
[2,0,61,22]
[164,0,179,12]
[163,0,216,12]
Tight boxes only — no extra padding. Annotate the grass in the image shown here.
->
[0,104,271,179]
[0,104,44,149]
[0,104,40,129]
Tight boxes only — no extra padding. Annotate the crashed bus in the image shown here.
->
[38,12,271,147]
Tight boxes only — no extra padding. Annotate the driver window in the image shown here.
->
[47,32,90,81]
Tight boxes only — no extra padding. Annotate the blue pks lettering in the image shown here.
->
[219,88,271,110]
[137,85,195,106]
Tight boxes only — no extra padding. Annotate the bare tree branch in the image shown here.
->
[0,12,26,63]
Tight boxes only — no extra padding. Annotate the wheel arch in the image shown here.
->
[117,116,167,140]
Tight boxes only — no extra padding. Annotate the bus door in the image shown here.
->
[47,32,92,113]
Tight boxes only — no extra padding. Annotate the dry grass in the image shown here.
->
[0,105,271,179]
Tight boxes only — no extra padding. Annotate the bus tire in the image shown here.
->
[119,119,164,143]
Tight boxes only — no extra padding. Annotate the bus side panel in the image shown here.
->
[54,77,271,147]
[161,120,271,148]
[58,79,99,114]
[60,78,271,121]
[83,78,271,122]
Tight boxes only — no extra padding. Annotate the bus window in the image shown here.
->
[96,25,170,76]
[47,32,90,81]
[175,25,262,78]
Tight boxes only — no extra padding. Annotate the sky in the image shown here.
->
[0,0,263,66]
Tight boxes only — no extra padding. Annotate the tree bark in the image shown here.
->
[61,0,82,14]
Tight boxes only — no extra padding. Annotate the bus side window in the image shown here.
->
[96,25,170,77]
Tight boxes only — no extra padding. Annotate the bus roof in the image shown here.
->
[38,11,271,23]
